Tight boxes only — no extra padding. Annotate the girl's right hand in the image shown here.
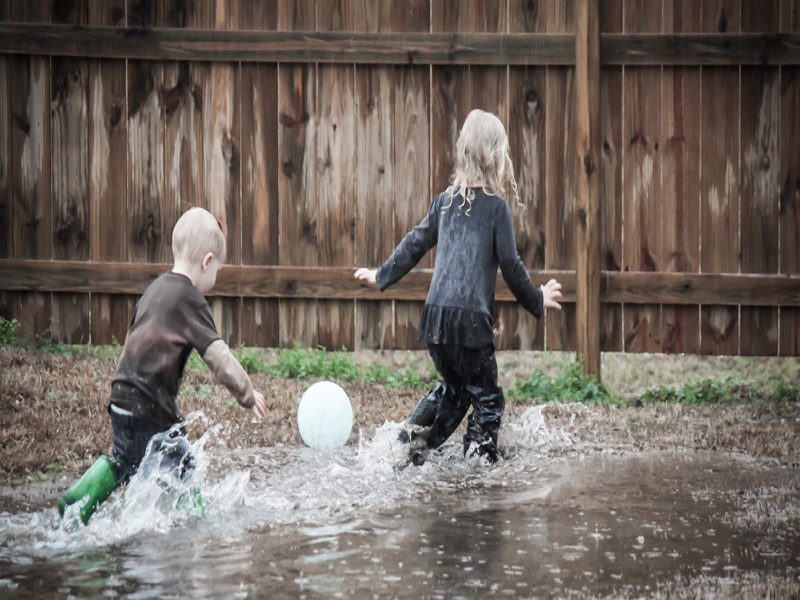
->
[541,278,563,310]
[354,268,378,286]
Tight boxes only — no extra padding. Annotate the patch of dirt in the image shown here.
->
[1,347,799,480]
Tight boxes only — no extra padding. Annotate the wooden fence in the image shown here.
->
[0,0,799,365]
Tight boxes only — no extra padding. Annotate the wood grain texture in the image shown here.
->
[2,0,50,341]
[393,66,429,350]
[88,59,130,343]
[780,64,800,355]
[0,55,8,260]
[0,24,580,65]
[501,66,546,351]
[51,56,90,342]
[316,63,356,350]
[740,2,780,355]
[575,0,601,378]
[432,0,507,32]
[699,0,740,355]
[278,63,318,347]
[545,66,577,350]
[660,0,702,354]
[204,59,241,344]
[598,0,623,351]
[240,63,279,347]
[5,260,796,308]
[622,0,662,354]
[86,0,129,344]
[355,65,393,349]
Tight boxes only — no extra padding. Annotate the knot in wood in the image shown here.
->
[583,153,596,176]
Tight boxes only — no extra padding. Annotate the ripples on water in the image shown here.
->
[0,406,798,598]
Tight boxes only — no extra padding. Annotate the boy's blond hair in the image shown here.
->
[172,207,226,263]
[446,109,520,215]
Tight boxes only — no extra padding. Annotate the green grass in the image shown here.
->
[0,317,21,346]
[638,377,800,405]
[508,362,615,404]
[3,315,797,401]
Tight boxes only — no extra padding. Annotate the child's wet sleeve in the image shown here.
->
[376,195,440,290]
[187,300,223,356]
[494,201,544,319]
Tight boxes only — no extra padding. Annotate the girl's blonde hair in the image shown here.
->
[445,109,519,215]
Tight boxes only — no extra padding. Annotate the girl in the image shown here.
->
[355,109,562,464]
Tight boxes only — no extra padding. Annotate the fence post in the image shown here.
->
[574,0,601,380]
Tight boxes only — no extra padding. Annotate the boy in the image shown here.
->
[58,207,267,524]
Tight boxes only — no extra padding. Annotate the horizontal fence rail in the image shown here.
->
[1,24,800,65]
[1,260,799,306]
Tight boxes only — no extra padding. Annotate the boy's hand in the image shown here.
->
[354,268,378,286]
[251,391,267,420]
[541,278,563,310]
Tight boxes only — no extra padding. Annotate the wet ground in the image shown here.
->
[1,409,798,599]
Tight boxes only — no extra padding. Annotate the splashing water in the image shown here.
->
[2,406,799,598]
[0,407,567,558]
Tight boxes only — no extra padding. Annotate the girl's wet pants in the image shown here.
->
[404,344,505,463]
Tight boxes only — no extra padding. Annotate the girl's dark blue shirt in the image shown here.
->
[376,188,543,348]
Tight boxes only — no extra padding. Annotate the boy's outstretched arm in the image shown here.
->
[355,196,440,290]
[203,340,267,419]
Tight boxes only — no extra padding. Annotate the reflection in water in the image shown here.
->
[0,407,798,598]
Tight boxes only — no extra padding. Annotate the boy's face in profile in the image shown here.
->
[196,253,222,294]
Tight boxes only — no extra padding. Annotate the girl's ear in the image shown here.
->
[202,252,214,270]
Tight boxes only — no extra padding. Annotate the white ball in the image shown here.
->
[297,381,353,449]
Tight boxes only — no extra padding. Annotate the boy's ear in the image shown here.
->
[201,252,214,270]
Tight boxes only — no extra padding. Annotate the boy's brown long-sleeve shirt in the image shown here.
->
[110,272,221,424]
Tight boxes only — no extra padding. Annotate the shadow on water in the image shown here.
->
[0,407,798,598]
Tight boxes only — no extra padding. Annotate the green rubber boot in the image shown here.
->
[57,456,120,525]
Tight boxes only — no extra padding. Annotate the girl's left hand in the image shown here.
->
[354,268,378,286]
[541,278,563,310]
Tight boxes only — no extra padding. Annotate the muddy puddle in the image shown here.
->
[0,407,798,598]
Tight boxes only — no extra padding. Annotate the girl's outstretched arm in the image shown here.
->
[354,195,440,290]
[494,201,562,316]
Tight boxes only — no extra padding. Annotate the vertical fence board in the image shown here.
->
[278,0,315,30]
[393,66,430,350]
[661,0,701,354]
[432,0,507,32]
[241,62,279,347]
[4,4,51,340]
[204,59,241,345]
[543,1,576,351]
[127,61,165,262]
[622,0,661,353]
[355,65,394,349]
[544,67,577,351]
[0,49,8,262]
[351,3,392,350]
[88,59,129,344]
[779,1,800,355]
[316,64,356,350]
[599,0,623,351]
[278,63,318,347]
[9,54,51,340]
[51,54,91,343]
[740,2,780,355]
[201,2,241,346]
[502,66,546,351]
[88,0,128,345]
[239,9,278,348]
[700,1,740,355]
[378,0,429,32]
[277,1,316,347]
